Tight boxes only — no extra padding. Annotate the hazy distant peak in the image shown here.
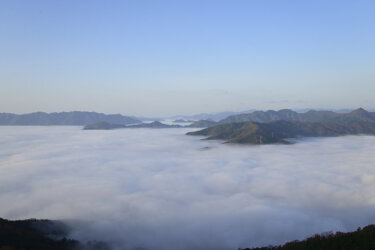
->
[350,107,369,115]
[0,111,141,125]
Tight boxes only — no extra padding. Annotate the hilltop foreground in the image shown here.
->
[0,218,109,250]
[242,225,375,250]
[1,218,375,250]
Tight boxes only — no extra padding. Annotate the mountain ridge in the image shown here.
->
[0,111,140,125]
[218,108,375,124]
[187,120,375,144]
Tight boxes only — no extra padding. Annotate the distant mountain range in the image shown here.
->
[0,111,140,125]
[84,120,228,130]
[187,107,375,144]
[165,108,372,122]
[187,119,375,144]
[168,109,258,122]
[3,108,375,129]
[82,108,375,134]
[176,108,375,127]
[218,108,375,124]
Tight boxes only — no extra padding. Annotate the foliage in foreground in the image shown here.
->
[242,225,375,250]
[0,218,109,250]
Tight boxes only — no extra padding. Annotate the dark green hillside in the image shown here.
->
[242,225,375,250]
[0,218,78,250]
[2,218,375,250]
[0,218,110,250]
[187,120,375,144]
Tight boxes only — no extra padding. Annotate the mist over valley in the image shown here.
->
[1,126,375,249]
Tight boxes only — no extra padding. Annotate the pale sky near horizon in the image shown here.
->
[1,0,375,116]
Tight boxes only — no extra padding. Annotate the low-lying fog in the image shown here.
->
[1,126,375,250]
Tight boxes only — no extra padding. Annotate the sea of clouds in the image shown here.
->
[1,126,375,250]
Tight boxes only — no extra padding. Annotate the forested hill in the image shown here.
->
[187,120,375,144]
[0,218,110,250]
[242,225,375,250]
[1,218,375,250]
[0,218,78,250]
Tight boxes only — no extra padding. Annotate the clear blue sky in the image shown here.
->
[1,0,375,116]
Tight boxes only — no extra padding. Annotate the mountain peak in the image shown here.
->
[341,108,375,122]
[350,108,370,116]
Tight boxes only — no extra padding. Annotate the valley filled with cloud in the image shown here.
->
[1,127,375,250]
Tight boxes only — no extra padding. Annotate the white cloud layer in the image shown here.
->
[1,126,375,250]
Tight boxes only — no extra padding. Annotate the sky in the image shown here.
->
[2,126,375,249]
[1,0,375,116]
